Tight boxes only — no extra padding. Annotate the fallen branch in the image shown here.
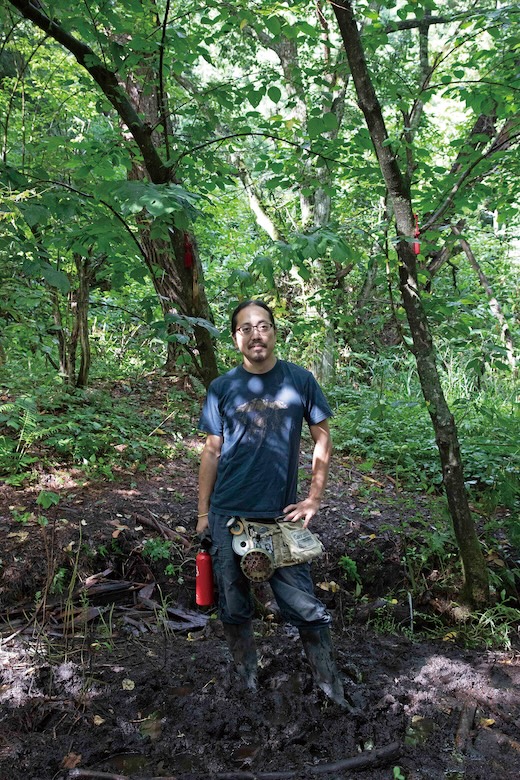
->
[482,726,520,752]
[454,688,516,726]
[68,771,133,779]
[215,741,401,778]
[66,743,401,780]
[68,771,177,780]
[139,512,192,549]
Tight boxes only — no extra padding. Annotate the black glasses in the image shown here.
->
[235,322,274,336]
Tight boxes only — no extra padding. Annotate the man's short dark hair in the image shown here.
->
[231,300,276,334]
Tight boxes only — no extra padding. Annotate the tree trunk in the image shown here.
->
[9,0,218,388]
[73,254,92,388]
[50,289,71,382]
[332,0,489,606]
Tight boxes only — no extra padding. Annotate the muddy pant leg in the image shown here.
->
[299,626,352,709]
[268,565,351,707]
[268,562,331,629]
[208,511,254,624]
[222,621,258,691]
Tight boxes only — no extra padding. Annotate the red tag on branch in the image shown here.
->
[413,213,420,255]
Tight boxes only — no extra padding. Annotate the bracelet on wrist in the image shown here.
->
[198,512,209,518]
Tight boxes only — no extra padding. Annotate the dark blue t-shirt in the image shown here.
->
[198,360,332,517]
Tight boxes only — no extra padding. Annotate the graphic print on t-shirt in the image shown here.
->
[235,398,289,441]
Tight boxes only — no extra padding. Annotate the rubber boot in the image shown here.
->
[298,626,353,710]
[222,621,258,691]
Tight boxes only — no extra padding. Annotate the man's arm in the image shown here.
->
[197,433,223,534]
[283,419,332,528]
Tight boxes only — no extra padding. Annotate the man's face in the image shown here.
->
[233,304,277,371]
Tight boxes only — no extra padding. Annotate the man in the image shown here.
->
[197,300,349,708]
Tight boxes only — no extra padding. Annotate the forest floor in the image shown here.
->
[1,381,519,780]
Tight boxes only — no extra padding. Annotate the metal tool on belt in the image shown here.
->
[226,516,324,582]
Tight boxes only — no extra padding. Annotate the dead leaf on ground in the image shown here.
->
[61,752,82,769]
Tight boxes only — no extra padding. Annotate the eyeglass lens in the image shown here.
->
[237,323,272,334]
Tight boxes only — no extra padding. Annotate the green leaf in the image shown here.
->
[267,86,282,103]
[322,112,339,131]
[20,204,50,227]
[247,88,264,108]
[253,255,275,286]
[265,16,282,36]
[41,266,71,293]
[308,117,325,138]
[37,490,60,509]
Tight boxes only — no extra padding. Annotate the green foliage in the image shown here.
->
[329,349,519,507]
[50,567,69,596]
[338,554,363,598]
[338,554,361,584]
[425,601,520,652]
[142,538,172,562]
[37,490,60,509]
[0,380,196,484]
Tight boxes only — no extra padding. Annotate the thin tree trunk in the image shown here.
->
[73,254,92,388]
[452,225,516,372]
[50,289,71,381]
[332,0,489,606]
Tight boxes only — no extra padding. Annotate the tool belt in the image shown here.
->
[228,517,324,582]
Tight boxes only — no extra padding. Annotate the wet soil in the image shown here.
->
[1,438,519,780]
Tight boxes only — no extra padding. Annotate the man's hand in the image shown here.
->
[197,527,212,550]
[282,496,321,528]
[196,514,210,535]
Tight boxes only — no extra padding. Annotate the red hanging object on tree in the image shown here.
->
[413,213,421,255]
[184,233,194,269]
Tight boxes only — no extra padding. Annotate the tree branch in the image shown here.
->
[170,131,343,171]
[8,0,170,183]
[158,0,172,161]
[33,178,148,262]
[452,224,516,371]
[384,6,520,34]
[423,119,520,232]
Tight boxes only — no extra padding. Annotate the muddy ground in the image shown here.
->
[1,438,519,780]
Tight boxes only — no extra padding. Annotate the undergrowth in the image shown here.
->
[0,381,200,485]
[328,350,519,514]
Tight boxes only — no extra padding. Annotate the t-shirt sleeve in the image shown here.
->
[305,374,333,426]
[198,382,223,436]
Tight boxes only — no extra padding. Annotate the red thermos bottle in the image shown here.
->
[196,550,214,606]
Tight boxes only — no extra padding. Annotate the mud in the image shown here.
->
[1,444,519,780]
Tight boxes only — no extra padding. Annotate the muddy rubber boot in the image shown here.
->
[222,621,258,691]
[298,626,354,710]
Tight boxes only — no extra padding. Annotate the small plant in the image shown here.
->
[50,567,69,595]
[338,554,363,598]
[37,490,60,510]
[95,604,116,651]
[142,537,172,562]
[11,507,34,524]
[393,767,406,780]
[465,602,520,651]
